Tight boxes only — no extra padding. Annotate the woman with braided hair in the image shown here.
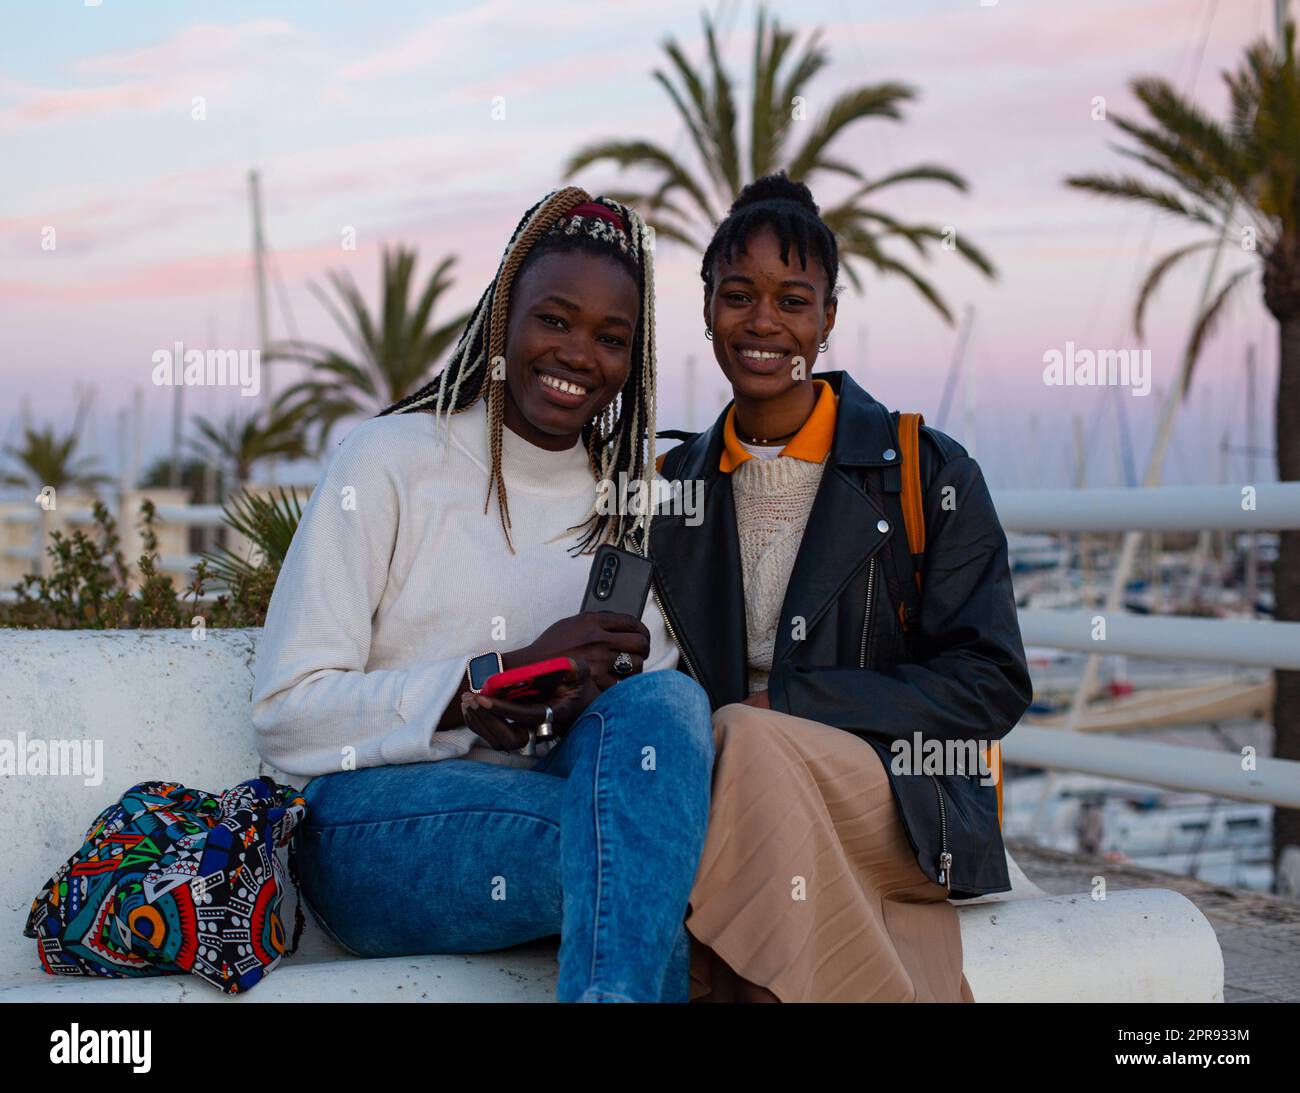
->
[252,188,714,1003]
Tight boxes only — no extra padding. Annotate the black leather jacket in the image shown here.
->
[645,370,1032,898]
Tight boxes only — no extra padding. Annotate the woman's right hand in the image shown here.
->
[508,611,651,691]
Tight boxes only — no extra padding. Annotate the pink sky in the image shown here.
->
[0,0,1287,490]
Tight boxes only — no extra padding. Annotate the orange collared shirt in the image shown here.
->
[652,379,838,476]
[719,378,837,473]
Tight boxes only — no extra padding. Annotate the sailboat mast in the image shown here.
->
[169,376,183,490]
[684,354,696,433]
[935,304,974,431]
[1246,343,1259,614]
[248,170,274,485]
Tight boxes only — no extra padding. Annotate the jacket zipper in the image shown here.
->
[931,775,952,892]
[652,579,701,684]
[859,552,953,891]
[629,531,701,685]
[857,557,876,670]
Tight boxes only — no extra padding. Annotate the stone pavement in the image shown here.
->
[1007,839,1300,1003]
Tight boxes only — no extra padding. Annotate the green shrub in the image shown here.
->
[0,489,303,630]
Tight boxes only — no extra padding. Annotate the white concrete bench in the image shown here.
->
[0,630,1224,1002]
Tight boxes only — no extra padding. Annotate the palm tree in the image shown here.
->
[269,245,471,452]
[1065,22,1300,878]
[2,400,111,577]
[141,456,228,554]
[189,398,312,490]
[564,5,994,321]
[141,455,226,505]
[201,487,302,584]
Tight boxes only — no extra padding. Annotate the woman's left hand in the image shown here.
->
[741,690,771,709]
[461,658,598,750]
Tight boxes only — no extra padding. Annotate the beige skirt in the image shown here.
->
[684,702,974,1003]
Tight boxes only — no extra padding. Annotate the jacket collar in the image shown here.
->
[665,370,901,481]
[818,369,904,467]
[649,370,900,703]
[720,377,837,471]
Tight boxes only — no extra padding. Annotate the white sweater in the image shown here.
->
[730,454,828,695]
[251,398,679,778]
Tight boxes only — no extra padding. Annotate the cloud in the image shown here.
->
[339,0,521,81]
[340,0,679,82]
[0,20,293,128]
[0,246,313,303]
[457,49,653,101]
[75,20,294,77]
[0,78,218,127]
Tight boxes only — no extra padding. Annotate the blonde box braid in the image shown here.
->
[376,187,659,557]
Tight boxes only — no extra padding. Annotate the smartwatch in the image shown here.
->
[466,651,504,694]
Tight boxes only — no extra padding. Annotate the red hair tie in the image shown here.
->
[568,201,627,231]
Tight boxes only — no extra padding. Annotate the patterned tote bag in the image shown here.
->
[24,777,307,994]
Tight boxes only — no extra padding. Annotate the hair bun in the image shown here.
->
[728,171,819,216]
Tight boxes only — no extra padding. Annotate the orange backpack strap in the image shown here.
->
[988,741,1003,829]
[897,413,926,576]
[890,413,926,634]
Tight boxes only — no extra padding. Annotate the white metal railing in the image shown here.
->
[0,491,300,584]
[4,482,1300,807]
[992,482,1300,532]
[1018,610,1300,670]
[992,480,1300,812]
[152,504,227,527]
[1002,726,1300,809]
[1,503,226,527]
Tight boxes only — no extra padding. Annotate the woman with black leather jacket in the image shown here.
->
[648,173,1033,1002]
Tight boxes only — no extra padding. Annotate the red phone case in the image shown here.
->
[481,656,576,702]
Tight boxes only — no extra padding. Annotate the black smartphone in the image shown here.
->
[580,544,654,619]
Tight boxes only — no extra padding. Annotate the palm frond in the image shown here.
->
[565,138,719,227]
[702,13,741,196]
[1132,239,1223,338]
[1065,172,1219,227]
[658,34,723,192]
[1107,117,1234,209]
[774,25,831,151]
[750,9,799,178]
[836,225,956,324]
[848,165,969,198]
[786,83,915,181]
[198,486,305,588]
[1181,265,1256,395]
[1131,76,1251,189]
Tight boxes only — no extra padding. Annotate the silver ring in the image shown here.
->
[518,706,557,757]
[612,652,634,676]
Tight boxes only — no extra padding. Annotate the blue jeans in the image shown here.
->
[295,669,714,1002]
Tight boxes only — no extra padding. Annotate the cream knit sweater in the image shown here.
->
[730,451,829,694]
[251,398,678,778]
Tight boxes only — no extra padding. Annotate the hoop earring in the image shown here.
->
[705,327,714,340]
[818,339,829,353]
